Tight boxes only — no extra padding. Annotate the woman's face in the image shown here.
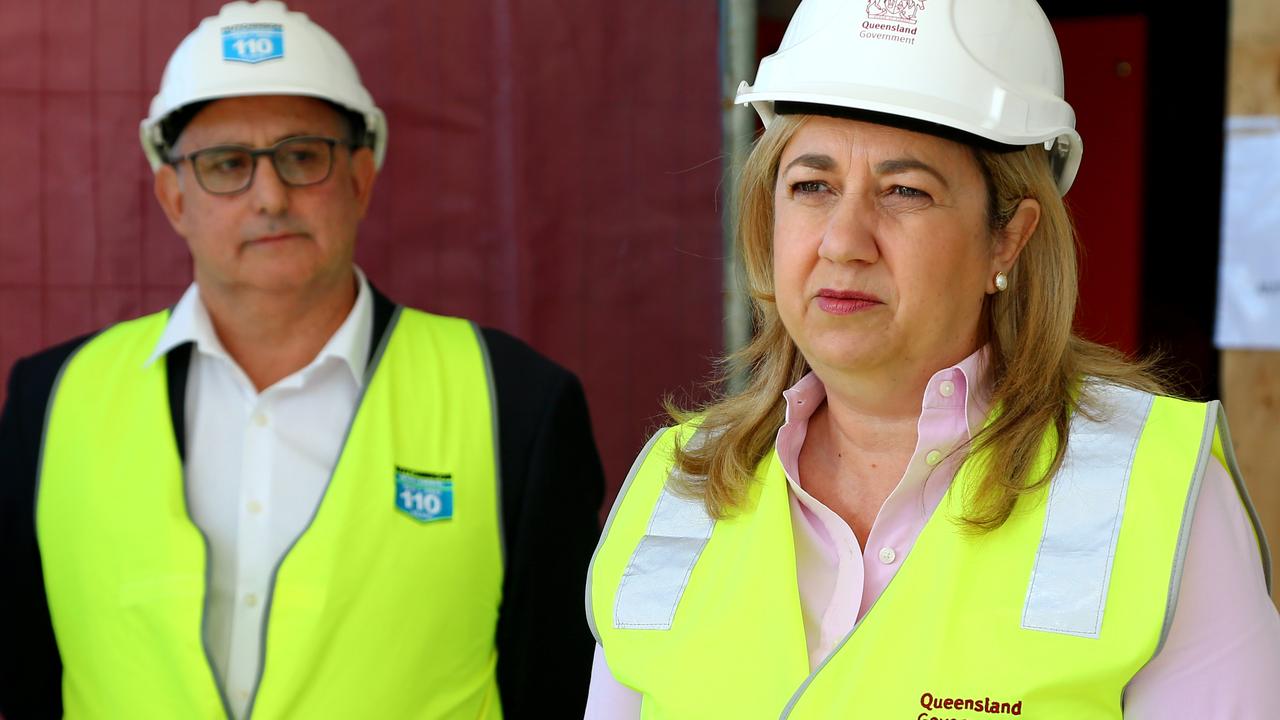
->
[772,115,1004,384]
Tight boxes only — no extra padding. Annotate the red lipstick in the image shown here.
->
[815,288,882,315]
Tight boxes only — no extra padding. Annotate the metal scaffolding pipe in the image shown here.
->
[719,0,758,391]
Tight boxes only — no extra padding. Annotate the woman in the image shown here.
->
[585,0,1280,717]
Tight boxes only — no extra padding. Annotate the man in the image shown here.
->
[0,2,604,718]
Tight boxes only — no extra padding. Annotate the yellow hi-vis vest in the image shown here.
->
[588,385,1270,719]
[37,307,504,719]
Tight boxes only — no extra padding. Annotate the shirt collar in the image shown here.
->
[316,266,373,385]
[145,267,374,388]
[781,345,994,439]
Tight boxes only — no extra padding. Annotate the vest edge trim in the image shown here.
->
[471,321,506,569]
[241,304,404,720]
[34,332,99,539]
[1150,399,1212,661]
[1208,402,1272,593]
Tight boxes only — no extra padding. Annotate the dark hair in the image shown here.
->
[159,98,369,157]
[158,100,212,155]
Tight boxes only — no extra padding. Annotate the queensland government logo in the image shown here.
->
[917,691,1024,720]
[862,0,927,45]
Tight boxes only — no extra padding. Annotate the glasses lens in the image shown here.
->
[273,138,334,187]
[192,148,254,194]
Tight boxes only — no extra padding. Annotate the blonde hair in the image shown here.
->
[669,113,1165,530]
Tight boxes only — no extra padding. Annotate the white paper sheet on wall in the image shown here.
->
[1217,115,1280,349]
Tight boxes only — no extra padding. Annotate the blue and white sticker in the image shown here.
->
[395,469,453,523]
[221,23,284,64]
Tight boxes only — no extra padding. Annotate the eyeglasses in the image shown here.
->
[168,135,355,196]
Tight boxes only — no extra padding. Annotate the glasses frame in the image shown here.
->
[167,135,357,196]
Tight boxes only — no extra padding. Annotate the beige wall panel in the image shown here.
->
[1227,44,1280,115]
[1232,0,1280,45]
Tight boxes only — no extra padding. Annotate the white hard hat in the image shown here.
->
[737,0,1082,194]
[140,0,387,171]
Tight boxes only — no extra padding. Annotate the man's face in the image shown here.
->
[155,95,376,298]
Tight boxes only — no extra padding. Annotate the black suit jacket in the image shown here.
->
[0,288,605,719]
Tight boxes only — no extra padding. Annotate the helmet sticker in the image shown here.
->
[394,468,455,524]
[221,23,284,64]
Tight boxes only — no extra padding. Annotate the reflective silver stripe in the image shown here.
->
[585,427,671,643]
[613,430,715,630]
[1021,384,1154,638]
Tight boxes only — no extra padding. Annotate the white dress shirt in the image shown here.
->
[147,269,373,719]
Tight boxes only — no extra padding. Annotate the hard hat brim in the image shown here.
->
[736,83,1082,194]
[140,88,387,172]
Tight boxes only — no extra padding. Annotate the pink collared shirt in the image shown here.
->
[585,350,1280,718]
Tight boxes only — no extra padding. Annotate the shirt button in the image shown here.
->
[252,412,268,427]
[245,593,259,608]
[238,689,250,701]
[247,500,263,515]
[926,450,943,466]
[878,547,897,564]
[939,380,955,398]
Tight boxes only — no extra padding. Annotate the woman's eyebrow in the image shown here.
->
[783,153,836,173]
[875,157,949,189]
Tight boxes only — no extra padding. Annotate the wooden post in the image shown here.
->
[1224,0,1280,607]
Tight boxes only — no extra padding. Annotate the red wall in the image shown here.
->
[0,1,724,502]
[0,4,1150,505]
[1054,16,1148,356]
